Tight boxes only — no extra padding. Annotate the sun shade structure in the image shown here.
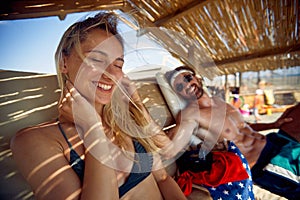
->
[1,0,299,75]
[0,1,299,199]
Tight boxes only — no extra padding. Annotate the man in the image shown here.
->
[165,66,257,200]
[165,66,267,167]
[165,66,299,199]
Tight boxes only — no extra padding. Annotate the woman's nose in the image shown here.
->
[101,64,114,79]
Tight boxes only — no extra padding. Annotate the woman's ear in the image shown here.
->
[59,56,68,74]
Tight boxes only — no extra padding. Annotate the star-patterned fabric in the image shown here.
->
[177,141,255,200]
[205,142,255,200]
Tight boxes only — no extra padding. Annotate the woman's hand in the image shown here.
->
[59,83,120,200]
[58,81,101,132]
[119,75,153,123]
[120,76,141,103]
[60,81,135,172]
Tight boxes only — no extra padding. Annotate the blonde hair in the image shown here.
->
[55,11,159,153]
[55,12,122,90]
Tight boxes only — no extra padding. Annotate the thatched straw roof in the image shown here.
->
[1,0,299,75]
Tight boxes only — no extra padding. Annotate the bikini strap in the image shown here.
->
[57,119,73,149]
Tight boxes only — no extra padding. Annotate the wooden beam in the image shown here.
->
[154,0,207,26]
[202,43,300,68]
[0,0,125,20]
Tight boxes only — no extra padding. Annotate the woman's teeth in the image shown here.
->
[97,83,112,91]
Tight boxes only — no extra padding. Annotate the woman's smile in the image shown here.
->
[92,81,113,92]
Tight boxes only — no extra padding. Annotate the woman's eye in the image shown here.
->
[113,60,124,69]
[114,65,122,69]
[90,58,105,63]
[114,63,124,69]
[86,57,108,68]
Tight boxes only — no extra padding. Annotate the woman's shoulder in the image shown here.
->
[10,120,60,152]
[15,120,58,136]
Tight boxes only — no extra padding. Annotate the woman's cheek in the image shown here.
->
[115,69,124,80]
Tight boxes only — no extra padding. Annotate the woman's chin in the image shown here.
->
[94,96,112,106]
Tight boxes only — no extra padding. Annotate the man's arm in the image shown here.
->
[248,117,293,132]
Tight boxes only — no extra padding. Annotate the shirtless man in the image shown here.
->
[165,66,293,168]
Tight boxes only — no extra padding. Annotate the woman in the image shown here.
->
[10,12,186,200]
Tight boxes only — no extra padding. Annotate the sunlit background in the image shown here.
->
[0,0,299,199]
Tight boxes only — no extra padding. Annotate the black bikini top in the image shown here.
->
[57,121,153,198]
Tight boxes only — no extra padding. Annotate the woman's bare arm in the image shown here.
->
[11,128,82,200]
[81,152,118,200]
[152,157,186,200]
